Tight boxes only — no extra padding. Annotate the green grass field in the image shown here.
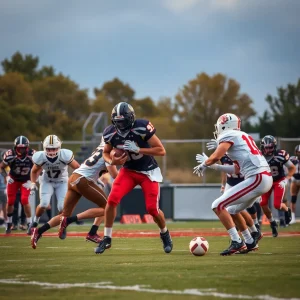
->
[0,221,300,300]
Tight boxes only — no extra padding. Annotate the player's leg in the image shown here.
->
[20,183,32,233]
[273,179,291,225]
[290,180,299,224]
[5,181,19,233]
[95,168,136,254]
[212,173,272,255]
[140,174,173,253]
[32,181,53,228]
[62,177,107,243]
[260,187,278,237]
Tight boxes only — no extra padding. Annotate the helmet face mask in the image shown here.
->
[43,135,62,158]
[111,102,135,134]
[14,136,29,157]
[214,113,241,138]
[260,135,277,156]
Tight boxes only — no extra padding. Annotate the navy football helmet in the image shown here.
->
[260,135,277,156]
[111,102,136,134]
[14,135,29,157]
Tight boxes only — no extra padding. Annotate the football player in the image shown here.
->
[289,145,300,224]
[31,138,118,249]
[29,135,80,233]
[0,136,35,234]
[194,113,272,255]
[95,102,173,255]
[260,135,295,236]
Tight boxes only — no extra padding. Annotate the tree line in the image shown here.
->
[0,51,299,142]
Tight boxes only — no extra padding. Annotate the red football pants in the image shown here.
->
[107,168,160,217]
[260,178,285,210]
[7,181,30,206]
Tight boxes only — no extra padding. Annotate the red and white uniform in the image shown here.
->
[212,130,272,214]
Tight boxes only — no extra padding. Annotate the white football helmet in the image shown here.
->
[43,135,62,158]
[214,113,241,138]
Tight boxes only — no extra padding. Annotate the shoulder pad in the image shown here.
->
[217,131,236,144]
[59,149,74,164]
[131,119,156,140]
[32,151,46,166]
[103,125,116,143]
[28,148,36,156]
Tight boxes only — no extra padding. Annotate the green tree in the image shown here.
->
[174,73,256,138]
[260,80,300,137]
[94,78,135,106]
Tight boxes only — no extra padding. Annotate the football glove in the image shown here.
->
[193,162,208,177]
[206,139,218,151]
[274,155,285,163]
[196,152,208,164]
[6,176,14,184]
[29,183,38,195]
[279,178,288,189]
[123,140,140,154]
[22,180,32,189]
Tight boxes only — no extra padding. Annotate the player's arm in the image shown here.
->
[221,171,226,192]
[31,164,42,185]
[205,142,232,166]
[106,165,118,179]
[0,161,8,179]
[139,134,166,156]
[68,159,80,170]
[284,160,296,180]
[103,143,127,166]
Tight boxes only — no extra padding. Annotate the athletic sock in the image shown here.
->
[160,227,167,234]
[89,225,99,236]
[249,225,258,233]
[241,229,254,244]
[38,223,50,235]
[253,217,259,225]
[67,215,78,225]
[268,216,275,223]
[227,227,242,243]
[104,227,112,238]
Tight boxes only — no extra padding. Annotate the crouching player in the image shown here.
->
[31,138,119,249]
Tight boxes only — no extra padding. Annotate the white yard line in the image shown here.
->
[0,279,299,300]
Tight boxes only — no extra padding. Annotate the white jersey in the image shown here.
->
[32,149,74,183]
[74,144,108,183]
[217,130,270,178]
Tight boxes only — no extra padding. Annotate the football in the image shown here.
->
[110,148,126,158]
[189,236,209,256]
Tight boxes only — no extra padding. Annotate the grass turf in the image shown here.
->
[0,221,299,300]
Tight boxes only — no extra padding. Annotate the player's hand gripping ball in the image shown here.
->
[189,237,209,256]
[110,148,126,158]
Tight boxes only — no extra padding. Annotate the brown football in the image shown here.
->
[110,148,126,158]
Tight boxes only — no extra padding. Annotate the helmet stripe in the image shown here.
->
[50,135,53,144]
[116,103,121,116]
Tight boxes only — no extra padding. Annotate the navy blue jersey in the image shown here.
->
[103,119,159,172]
[290,156,300,180]
[264,149,289,182]
[3,148,35,182]
[220,155,244,186]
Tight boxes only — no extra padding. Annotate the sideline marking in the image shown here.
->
[0,279,299,300]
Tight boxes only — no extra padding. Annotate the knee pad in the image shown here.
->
[246,205,256,215]
[291,195,297,204]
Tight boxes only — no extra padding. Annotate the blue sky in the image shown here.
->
[1,0,299,121]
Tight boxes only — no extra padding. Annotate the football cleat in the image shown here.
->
[86,233,102,244]
[19,224,27,231]
[220,240,247,256]
[279,219,287,228]
[160,230,173,253]
[58,216,68,240]
[31,228,42,249]
[285,208,292,225]
[254,223,260,231]
[94,236,111,254]
[27,223,33,235]
[251,230,263,244]
[5,223,12,234]
[11,224,17,231]
[270,220,278,237]
[245,241,259,253]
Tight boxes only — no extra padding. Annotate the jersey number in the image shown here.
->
[270,166,279,177]
[85,148,103,166]
[47,170,61,179]
[14,167,30,175]
[242,135,261,155]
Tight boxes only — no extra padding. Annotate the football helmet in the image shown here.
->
[260,135,277,156]
[111,102,136,134]
[14,136,29,157]
[214,113,241,138]
[43,135,62,158]
[295,145,300,159]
